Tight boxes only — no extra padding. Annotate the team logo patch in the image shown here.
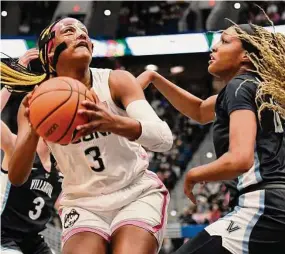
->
[226,220,241,233]
[64,209,80,229]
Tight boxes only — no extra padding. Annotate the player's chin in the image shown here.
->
[74,47,92,56]
[208,63,218,76]
[73,51,92,62]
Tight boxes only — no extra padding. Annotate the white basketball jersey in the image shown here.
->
[47,68,149,201]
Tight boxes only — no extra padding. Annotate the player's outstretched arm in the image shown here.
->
[8,95,40,186]
[137,70,217,124]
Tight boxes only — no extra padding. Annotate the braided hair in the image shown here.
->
[0,20,61,93]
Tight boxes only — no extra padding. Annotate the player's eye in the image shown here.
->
[64,28,74,33]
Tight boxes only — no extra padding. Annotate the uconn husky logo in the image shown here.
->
[64,209,80,229]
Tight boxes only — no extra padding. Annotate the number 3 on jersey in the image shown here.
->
[85,146,105,172]
[29,197,45,220]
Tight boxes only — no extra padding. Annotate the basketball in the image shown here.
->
[29,77,95,145]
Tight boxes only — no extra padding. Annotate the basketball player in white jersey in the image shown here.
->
[4,18,173,254]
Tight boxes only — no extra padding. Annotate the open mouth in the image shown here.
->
[209,54,216,64]
[75,41,89,49]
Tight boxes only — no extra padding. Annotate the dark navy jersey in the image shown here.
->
[1,154,62,240]
[213,72,285,199]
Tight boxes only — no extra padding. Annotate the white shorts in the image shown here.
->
[59,171,169,251]
[205,190,265,254]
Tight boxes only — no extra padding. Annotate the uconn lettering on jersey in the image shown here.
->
[71,131,111,144]
[30,179,53,198]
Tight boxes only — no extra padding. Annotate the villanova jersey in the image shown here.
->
[47,68,149,210]
[1,154,62,240]
[213,72,285,200]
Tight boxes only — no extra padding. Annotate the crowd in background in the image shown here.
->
[117,1,285,37]
[2,1,284,38]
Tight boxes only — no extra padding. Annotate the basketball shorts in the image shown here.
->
[59,171,169,250]
[204,189,285,254]
[1,231,52,254]
[173,230,231,254]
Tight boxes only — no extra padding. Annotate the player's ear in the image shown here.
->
[241,51,251,64]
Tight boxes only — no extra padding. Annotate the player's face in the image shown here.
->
[208,27,245,79]
[49,18,93,66]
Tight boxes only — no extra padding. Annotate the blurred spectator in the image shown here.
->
[18,1,59,36]
[117,1,285,38]
[179,206,197,225]
[238,1,285,26]
[117,1,189,37]
[209,203,222,224]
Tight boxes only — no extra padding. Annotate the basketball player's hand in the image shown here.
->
[22,93,33,119]
[137,70,156,90]
[18,48,39,68]
[76,90,115,136]
[184,173,197,204]
[22,86,39,132]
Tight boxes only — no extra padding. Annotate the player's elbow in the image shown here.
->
[197,116,213,125]
[137,121,173,152]
[8,173,26,186]
[8,165,27,186]
[147,122,173,152]
[231,152,254,173]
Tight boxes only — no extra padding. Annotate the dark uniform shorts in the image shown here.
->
[173,189,285,254]
[1,230,52,254]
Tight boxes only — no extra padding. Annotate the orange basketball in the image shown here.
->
[29,77,95,145]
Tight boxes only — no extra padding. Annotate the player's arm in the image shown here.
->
[1,87,12,112]
[1,121,17,170]
[185,110,256,183]
[137,70,217,124]
[184,80,257,201]
[1,121,17,156]
[8,95,40,186]
[110,70,173,152]
[77,70,173,152]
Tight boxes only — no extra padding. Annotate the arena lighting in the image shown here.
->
[234,2,241,10]
[170,210,177,217]
[1,11,7,17]
[145,64,158,71]
[206,152,213,159]
[104,9,111,16]
[209,0,215,7]
[73,4,80,12]
[170,66,184,74]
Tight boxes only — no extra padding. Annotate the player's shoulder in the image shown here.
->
[226,72,258,96]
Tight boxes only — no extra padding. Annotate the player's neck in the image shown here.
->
[56,67,91,89]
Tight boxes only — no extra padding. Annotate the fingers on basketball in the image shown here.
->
[28,77,96,145]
